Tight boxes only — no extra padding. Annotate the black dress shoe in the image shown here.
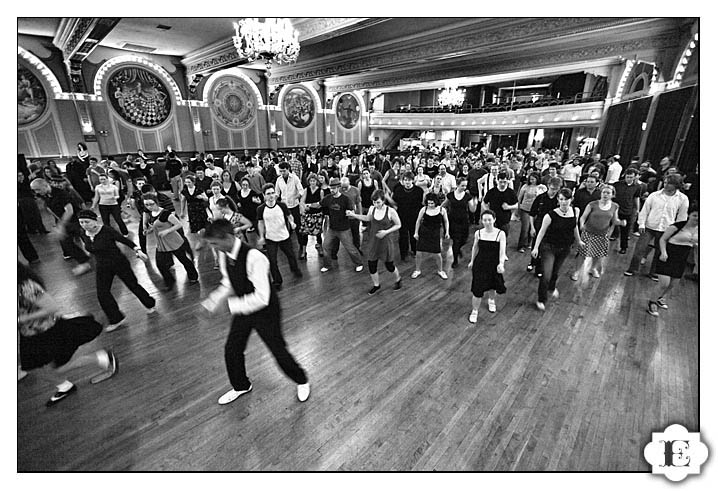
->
[46,384,77,407]
[451,260,459,269]
[273,282,283,291]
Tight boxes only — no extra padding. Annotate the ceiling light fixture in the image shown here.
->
[233,18,300,75]
[437,84,465,107]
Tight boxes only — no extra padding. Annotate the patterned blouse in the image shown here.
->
[17,279,55,337]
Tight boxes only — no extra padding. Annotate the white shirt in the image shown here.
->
[275,173,304,208]
[261,203,290,241]
[202,239,271,316]
[204,166,222,180]
[338,157,351,176]
[606,161,623,184]
[638,190,689,232]
[562,163,581,183]
[436,173,456,195]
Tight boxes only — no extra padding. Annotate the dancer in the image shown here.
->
[347,190,402,294]
[91,173,129,236]
[256,183,303,290]
[482,171,518,241]
[180,174,209,251]
[647,205,698,317]
[207,181,227,268]
[412,192,450,279]
[467,209,507,323]
[17,263,118,407]
[526,177,562,276]
[216,197,253,239]
[298,173,326,259]
[624,174,689,280]
[444,177,478,268]
[531,189,585,311]
[142,193,199,290]
[516,172,546,253]
[77,210,156,331]
[570,185,624,283]
[200,219,310,405]
[30,178,91,276]
[390,171,424,261]
[219,170,239,203]
[320,178,364,273]
[611,168,642,254]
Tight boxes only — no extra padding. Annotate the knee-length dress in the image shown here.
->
[471,228,507,297]
[365,206,397,262]
[417,209,443,254]
[182,186,208,233]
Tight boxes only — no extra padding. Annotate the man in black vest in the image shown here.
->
[201,219,310,405]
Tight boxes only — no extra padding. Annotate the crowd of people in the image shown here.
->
[17,141,699,406]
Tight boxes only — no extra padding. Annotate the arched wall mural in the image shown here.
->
[332,91,368,146]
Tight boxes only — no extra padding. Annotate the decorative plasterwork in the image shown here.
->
[324,34,678,93]
[201,67,265,107]
[17,47,64,98]
[53,18,96,60]
[369,102,605,131]
[269,17,670,85]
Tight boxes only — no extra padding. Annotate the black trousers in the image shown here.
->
[613,211,636,250]
[99,204,128,235]
[398,215,417,259]
[450,223,469,262]
[96,258,155,324]
[537,242,571,303]
[17,228,38,262]
[224,306,307,391]
[156,241,198,287]
[18,197,47,233]
[61,220,90,264]
[265,238,300,285]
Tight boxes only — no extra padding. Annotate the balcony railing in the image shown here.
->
[382,92,605,115]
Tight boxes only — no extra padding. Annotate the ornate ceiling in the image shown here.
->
[18,17,697,95]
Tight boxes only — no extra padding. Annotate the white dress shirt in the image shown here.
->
[202,239,271,316]
[276,173,304,208]
[638,190,689,232]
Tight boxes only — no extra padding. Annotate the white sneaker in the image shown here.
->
[411,270,421,279]
[146,306,157,314]
[438,271,448,280]
[105,318,126,332]
[469,309,478,323]
[487,298,496,313]
[551,289,560,299]
[72,263,92,276]
[536,301,546,311]
[218,385,253,405]
[297,383,310,402]
[355,265,364,272]
[320,267,330,273]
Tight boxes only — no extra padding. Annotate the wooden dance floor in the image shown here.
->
[17,202,699,471]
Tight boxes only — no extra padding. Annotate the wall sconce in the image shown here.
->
[98,130,109,137]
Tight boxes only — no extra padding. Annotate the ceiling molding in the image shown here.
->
[269,18,679,86]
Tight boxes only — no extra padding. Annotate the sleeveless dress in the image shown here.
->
[471,228,507,297]
[447,191,472,237]
[365,206,397,262]
[182,186,207,232]
[300,186,325,236]
[359,179,377,210]
[417,209,443,253]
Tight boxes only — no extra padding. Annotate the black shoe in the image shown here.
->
[451,260,459,269]
[619,249,627,254]
[273,282,283,291]
[649,274,659,282]
[393,279,402,291]
[188,278,199,285]
[292,270,303,278]
[368,285,381,295]
[358,249,364,256]
[46,384,77,407]
[331,255,338,260]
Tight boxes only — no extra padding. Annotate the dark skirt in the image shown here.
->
[187,201,208,233]
[299,211,323,236]
[655,242,692,279]
[19,316,103,370]
[416,223,441,253]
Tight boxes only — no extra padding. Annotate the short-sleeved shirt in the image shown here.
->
[321,193,354,231]
[483,186,518,227]
[261,203,290,242]
[612,181,642,215]
[573,187,601,216]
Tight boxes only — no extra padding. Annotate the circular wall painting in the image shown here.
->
[18,64,47,126]
[337,93,361,129]
[282,86,315,129]
[210,77,256,129]
[108,66,171,128]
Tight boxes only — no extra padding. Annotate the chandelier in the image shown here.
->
[438,85,466,107]
[233,18,300,72]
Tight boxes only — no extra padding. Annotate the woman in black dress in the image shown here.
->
[467,210,507,323]
[219,170,239,203]
[444,177,478,268]
[235,176,263,245]
[77,210,156,331]
[412,192,450,280]
[358,168,380,214]
[17,263,118,406]
[180,174,209,251]
[647,205,699,317]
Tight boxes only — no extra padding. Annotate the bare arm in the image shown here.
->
[442,208,450,238]
[498,230,507,271]
[467,231,479,268]
[348,205,372,222]
[160,213,184,236]
[658,225,678,259]
[414,207,425,239]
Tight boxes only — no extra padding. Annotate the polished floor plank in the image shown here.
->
[18,203,698,471]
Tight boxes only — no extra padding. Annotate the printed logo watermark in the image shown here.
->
[643,424,709,482]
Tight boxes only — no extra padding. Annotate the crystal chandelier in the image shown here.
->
[233,18,300,72]
[438,85,466,107]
